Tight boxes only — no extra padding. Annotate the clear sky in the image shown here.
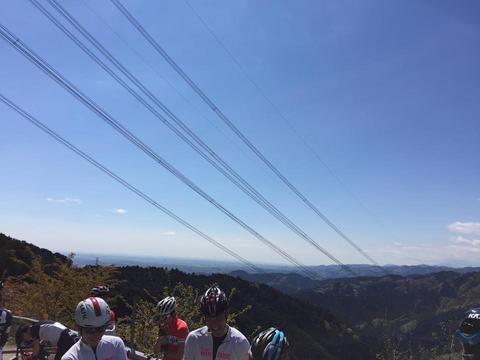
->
[1,0,479,267]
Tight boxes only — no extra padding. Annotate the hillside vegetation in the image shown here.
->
[295,272,480,358]
[1,233,371,359]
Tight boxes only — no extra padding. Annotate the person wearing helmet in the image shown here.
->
[250,328,291,360]
[456,307,480,359]
[15,321,79,360]
[61,297,127,360]
[90,286,110,297]
[0,281,13,360]
[183,286,251,360]
[89,286,116,335]
[152,296,188,360]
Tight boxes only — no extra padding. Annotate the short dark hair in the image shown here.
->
[15,324,32,346]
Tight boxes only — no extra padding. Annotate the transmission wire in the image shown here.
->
[184,0,402,257]
[36,0,353,274]
[0,24,317,279]
[109,0,384,270]
[0,93,262,273]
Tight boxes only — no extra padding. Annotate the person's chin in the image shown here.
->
[210,327,226,337]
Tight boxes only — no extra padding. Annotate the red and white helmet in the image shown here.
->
[156,296,176,316]
[90,285,110,297]
[75,297,111,327]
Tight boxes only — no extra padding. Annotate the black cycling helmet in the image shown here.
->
[200,286,228,316]
[251,327,289,360]
[456,308,480,359]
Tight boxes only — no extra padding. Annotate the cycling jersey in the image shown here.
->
[32,321,67,344]
[31,320,79,360]
[184,325,251,360]
[61,335,127,360]
[0,309,13,360]
[0,309,12,348]
[159,316,188,360]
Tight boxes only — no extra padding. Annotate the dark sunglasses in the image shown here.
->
[83,326,107,334]
[154,313,172,322]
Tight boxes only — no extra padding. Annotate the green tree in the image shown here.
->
[4,254,116,327]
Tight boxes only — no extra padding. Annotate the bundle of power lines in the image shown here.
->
[0,0,389,278]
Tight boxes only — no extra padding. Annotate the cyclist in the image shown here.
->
[0,281,13,360]
[61,297,127,360]
[250,327,291,360]
[152,296,188,360]
[15,321,79,360]
[456,307,480,359]
[90,286,116,335]
[183,286,251,360]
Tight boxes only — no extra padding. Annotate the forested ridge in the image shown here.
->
[2,233,476,359]
[0,233,371,359]
[232,267,480,358]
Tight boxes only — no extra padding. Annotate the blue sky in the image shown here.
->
[0,0,479,267]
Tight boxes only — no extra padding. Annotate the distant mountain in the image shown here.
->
[4,232,477,358]
[2,233,372,359]
[72,252,257,274]
[230,269,480,357]
[74,252,480,280]
[230,264,480,292]
[295,271,480,357]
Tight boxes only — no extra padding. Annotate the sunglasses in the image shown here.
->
[83,326,107,334]
[154,313,172,322]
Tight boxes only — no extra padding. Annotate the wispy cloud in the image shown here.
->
[46,197,83,205]
[111,208,127,214]
[447,221,480,235]
[368,221,480,265]
[452,236,480,248]
[162,231,176,236]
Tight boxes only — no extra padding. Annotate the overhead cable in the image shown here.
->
[184,0,398,249]
[0,24,317,279]
[110,0,383,270]
[0,93,261,273]
[79,0,255,166]
[35,0,353,274]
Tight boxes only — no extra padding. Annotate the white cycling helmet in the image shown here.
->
[156,296,176,316]
[75,297,111,327]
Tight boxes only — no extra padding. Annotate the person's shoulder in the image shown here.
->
[101,335,125,345]
[186,326,208,339]
[228,327,248,342]
[176,318,188,329]
[61,341,81,360]
[1,308,13,319]
[61,352,76,360]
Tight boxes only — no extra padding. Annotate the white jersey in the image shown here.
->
[61,335,127,360]
[33,321,67,345]
[183,326,251,360]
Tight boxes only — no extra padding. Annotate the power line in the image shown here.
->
[109,0,384,270]
[36,0,353,274]
[78,0,260,171]
[0,24,317,279]
[0,93,262,273]
[183,0,403,255]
